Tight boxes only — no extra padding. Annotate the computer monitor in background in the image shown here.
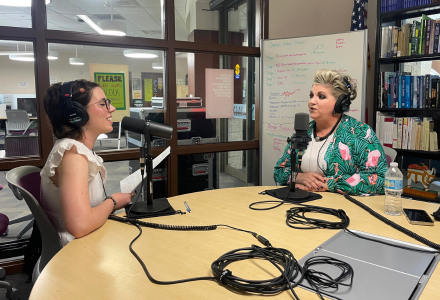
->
[17,98,37,117]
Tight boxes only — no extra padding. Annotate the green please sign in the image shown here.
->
[94,73,126,110]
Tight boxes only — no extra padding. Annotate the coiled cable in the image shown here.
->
[300,256,354,300]
[286,205,350,230]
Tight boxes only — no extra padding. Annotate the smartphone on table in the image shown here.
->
[403,208,435,226]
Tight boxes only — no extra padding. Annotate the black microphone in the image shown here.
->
[274,112,311,201]
[121,116,173,139]
[294,112,310,137]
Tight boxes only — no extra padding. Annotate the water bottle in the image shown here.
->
[384,162,403,216]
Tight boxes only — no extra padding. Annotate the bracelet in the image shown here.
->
[106,196,117,214]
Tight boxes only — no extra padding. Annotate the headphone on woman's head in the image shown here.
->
[57,80,89,128]
[333,77,352,115]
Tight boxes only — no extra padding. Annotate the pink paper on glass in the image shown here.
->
[205,68,234,119]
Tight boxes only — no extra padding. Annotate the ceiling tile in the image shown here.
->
[135,0,162,8]
[113,7,149,15]
[0,7,26,14]
[123,14,154,21]
[7,14,31,20]
[0,20,30,27]
[0,14,12,20]
[81,7,113,14]
[66,0,105,7]
[48,6,88,14]
[150,13,162,22]
[176,7,185,16]
[174,0,187,8]
[15,7,31,13]
[144,7,161,15]
[48,0,79,8]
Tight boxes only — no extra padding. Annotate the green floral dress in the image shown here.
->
[273,115,387,195]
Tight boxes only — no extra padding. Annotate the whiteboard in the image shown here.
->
[260,30,368,186]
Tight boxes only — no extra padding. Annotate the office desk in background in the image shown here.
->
[29,187,440,299]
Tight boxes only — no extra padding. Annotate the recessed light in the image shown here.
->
[69,58,84,65]
[9,55,34,61]
[48,50,58,60]
[124,49,158,58]
[152,62,163,69]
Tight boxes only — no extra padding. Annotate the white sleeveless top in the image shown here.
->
[40,138,107,247]
[301,132,334,176]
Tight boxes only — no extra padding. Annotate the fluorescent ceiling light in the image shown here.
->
[124,49,158,59]
[69,45,84,65]
[69,58,84,65]
[9,54,34,61]
[78,15,126,36]
[97,20,127,36]
[77,15,104,34]
[0,0,51,6]
[0,51,33,56]
[48,50,58,60]
[152,62,163,69]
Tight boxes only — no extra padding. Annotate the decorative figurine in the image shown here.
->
[403,163,438,201]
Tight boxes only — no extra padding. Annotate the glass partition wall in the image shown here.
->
[0,0,266,247]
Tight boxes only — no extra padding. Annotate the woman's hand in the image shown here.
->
[111,192,132,210]
[296,183,329,192]
[295,172,327,190]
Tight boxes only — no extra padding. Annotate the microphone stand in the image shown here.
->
[129,123,171,214]
[274,133,311,200]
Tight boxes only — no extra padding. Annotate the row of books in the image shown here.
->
[376,112,439,151]
[378,72,440,108]
[381,14,440,58]
[381,0,436,13]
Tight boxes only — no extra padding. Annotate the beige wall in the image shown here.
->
[268,0,377,126]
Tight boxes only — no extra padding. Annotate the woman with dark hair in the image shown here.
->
[274,69,387,196]
[40,79,132,246]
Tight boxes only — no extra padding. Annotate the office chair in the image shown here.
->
[5,135,39,158]
[0,266,19,300]
[6,166,62,283]
[5,109,36,136]
[0,213,20,299]
[382,146,397,167]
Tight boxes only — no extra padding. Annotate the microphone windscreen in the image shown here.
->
[121,116,146,135]
[294,113,310,132]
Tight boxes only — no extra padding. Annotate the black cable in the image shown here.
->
[211,245,302,299]
[126,223,302,297]
[286,205,350,230]
[300,256,354,300]
[343,194,440,252]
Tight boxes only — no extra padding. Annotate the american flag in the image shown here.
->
[351,0,368,31]
[351,0,370,69]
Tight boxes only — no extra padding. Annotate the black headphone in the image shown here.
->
[57,81,89,128]
[333,77,352,115]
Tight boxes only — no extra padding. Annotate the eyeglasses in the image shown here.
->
[85,98,112,110]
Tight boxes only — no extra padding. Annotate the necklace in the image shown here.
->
[313,114,343,142]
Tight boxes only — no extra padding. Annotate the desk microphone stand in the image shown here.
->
[274,133,311,200]
[129,125,171,214]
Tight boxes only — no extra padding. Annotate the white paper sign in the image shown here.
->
[119,147,170,193]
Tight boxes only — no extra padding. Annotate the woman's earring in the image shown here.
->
[82,126,87,132]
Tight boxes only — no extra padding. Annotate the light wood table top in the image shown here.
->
[30,187,440,300]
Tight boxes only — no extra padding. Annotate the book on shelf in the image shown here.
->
[381,0,436,13]
[377,72,440,108]
[375,112,439,151]
[380,13,440,57]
